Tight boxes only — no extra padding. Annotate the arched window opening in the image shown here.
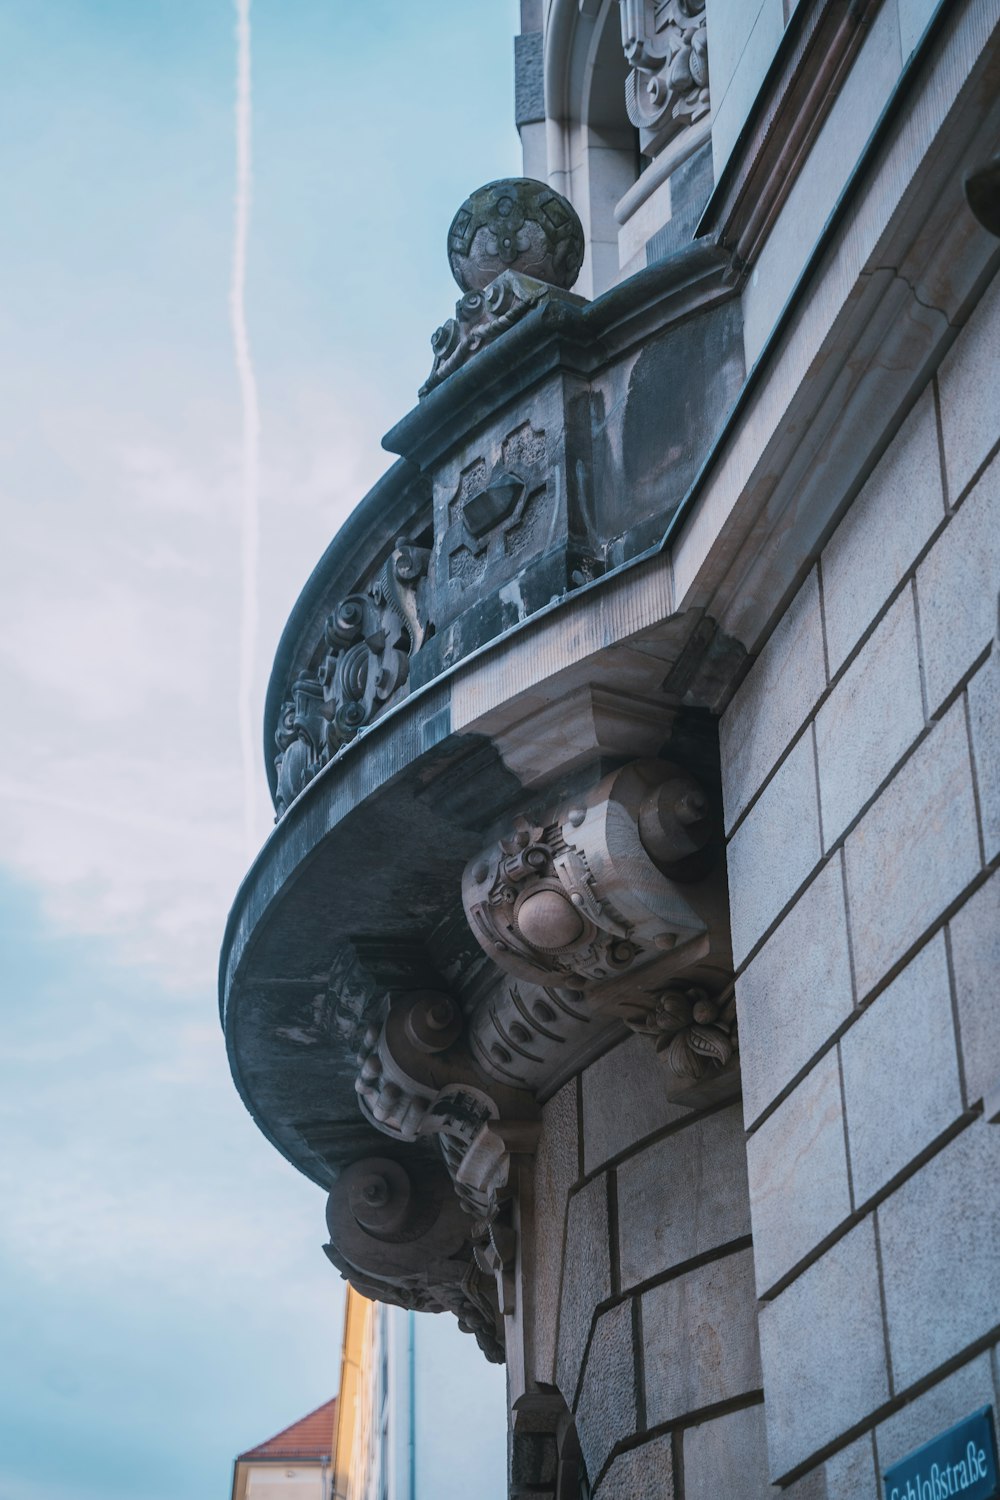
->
[543,0,712,294]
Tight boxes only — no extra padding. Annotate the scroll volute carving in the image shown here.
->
[462,759,738,1108]
[273,536,431,818]
[353,990,537,1158]
[335,982,539,1355]
[324,1153,505,1363]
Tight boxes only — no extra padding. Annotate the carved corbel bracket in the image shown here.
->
[462,758,738,1106]
[323,1153,505,1362]
[322,961,542,1362]
[420,271,559,397]
[462,759,720,990]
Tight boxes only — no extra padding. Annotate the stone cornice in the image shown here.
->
[383,242,732,471]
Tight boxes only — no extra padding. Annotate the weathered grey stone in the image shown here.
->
[737,857,854,1126]
[815,588,925,847]
[821,387,944,676]
[840,934,962,1205]
[684,1402,770,1500]
[596,1432,674,1499]
[617,1104,751,1291]
[747,1048,852,1295]
[843,700,981,999]
[758,1217,889,1480]
[447,178,584,293]
[825,1432,879,1499]
[642,1247,762,1427]
[513,31,544,129]
[968,644,1000,863]
[705,0,773,124]
[777,1467,826,1500]
[876,1352,996,1478]
[778,1434,879,1500]
[878,1121,1000,1391]
[556,1176,611,1403]
[582,1035,688,1174]
[727,730,822,967]
[949,872,1000,1110]
[721,568,826,831]
[531,1082,579,1384]
[937,271,1000,504]
[510,1430,557,1487]
[574,1300,636,1487]
[915,455,1000,714]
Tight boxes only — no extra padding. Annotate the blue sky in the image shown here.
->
[0,3,518,1496]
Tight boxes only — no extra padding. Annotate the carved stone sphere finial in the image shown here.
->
[447,178,585,293]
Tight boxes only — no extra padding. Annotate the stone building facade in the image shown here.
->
[221,1,1000,1495]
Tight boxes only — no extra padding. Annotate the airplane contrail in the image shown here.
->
[231,0,261,860]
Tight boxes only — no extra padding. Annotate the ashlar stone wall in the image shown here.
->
[528,1036,769,1498]
[720,271,1000,1494]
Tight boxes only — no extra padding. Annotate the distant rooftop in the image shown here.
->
[237,1398,338,1463]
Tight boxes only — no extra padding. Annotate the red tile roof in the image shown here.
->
[238,1398,338,1462]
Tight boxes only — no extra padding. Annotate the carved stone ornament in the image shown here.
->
[619,0,710,152]
[323,1154,506,1363]
[461,760,717,993]
[445,421,548,587]
[321,760,734,1359]
[620,979,740,1107]
[323,974,541,1362]
[447,179,584,294]
[420,270,554,397]
[273,538,430,817]
[420,180,585,397]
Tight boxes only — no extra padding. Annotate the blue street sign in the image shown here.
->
[883,1407,999,1500]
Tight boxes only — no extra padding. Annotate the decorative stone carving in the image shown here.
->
[320,759,733,1359]
[447,179,584,293]
[420,271,555,397]
[445,422,549,585]
[619,979,739,1106]
[354,990,494,1145]
[273,537,430,817]
[420,180,585,396]
[463,759,738,1106]
[468,979,597,1093]
[462,760,718,993]
[323,1154,505,1362]
[618,0,710,154]
[325,958,544,1359]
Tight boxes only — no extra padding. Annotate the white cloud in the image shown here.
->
[0,377,392,992]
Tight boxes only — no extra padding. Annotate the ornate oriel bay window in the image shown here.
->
[223,3,1000,1495]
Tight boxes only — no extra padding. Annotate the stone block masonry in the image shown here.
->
[722,274,1000,1488]
[531,1033,768,1497]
